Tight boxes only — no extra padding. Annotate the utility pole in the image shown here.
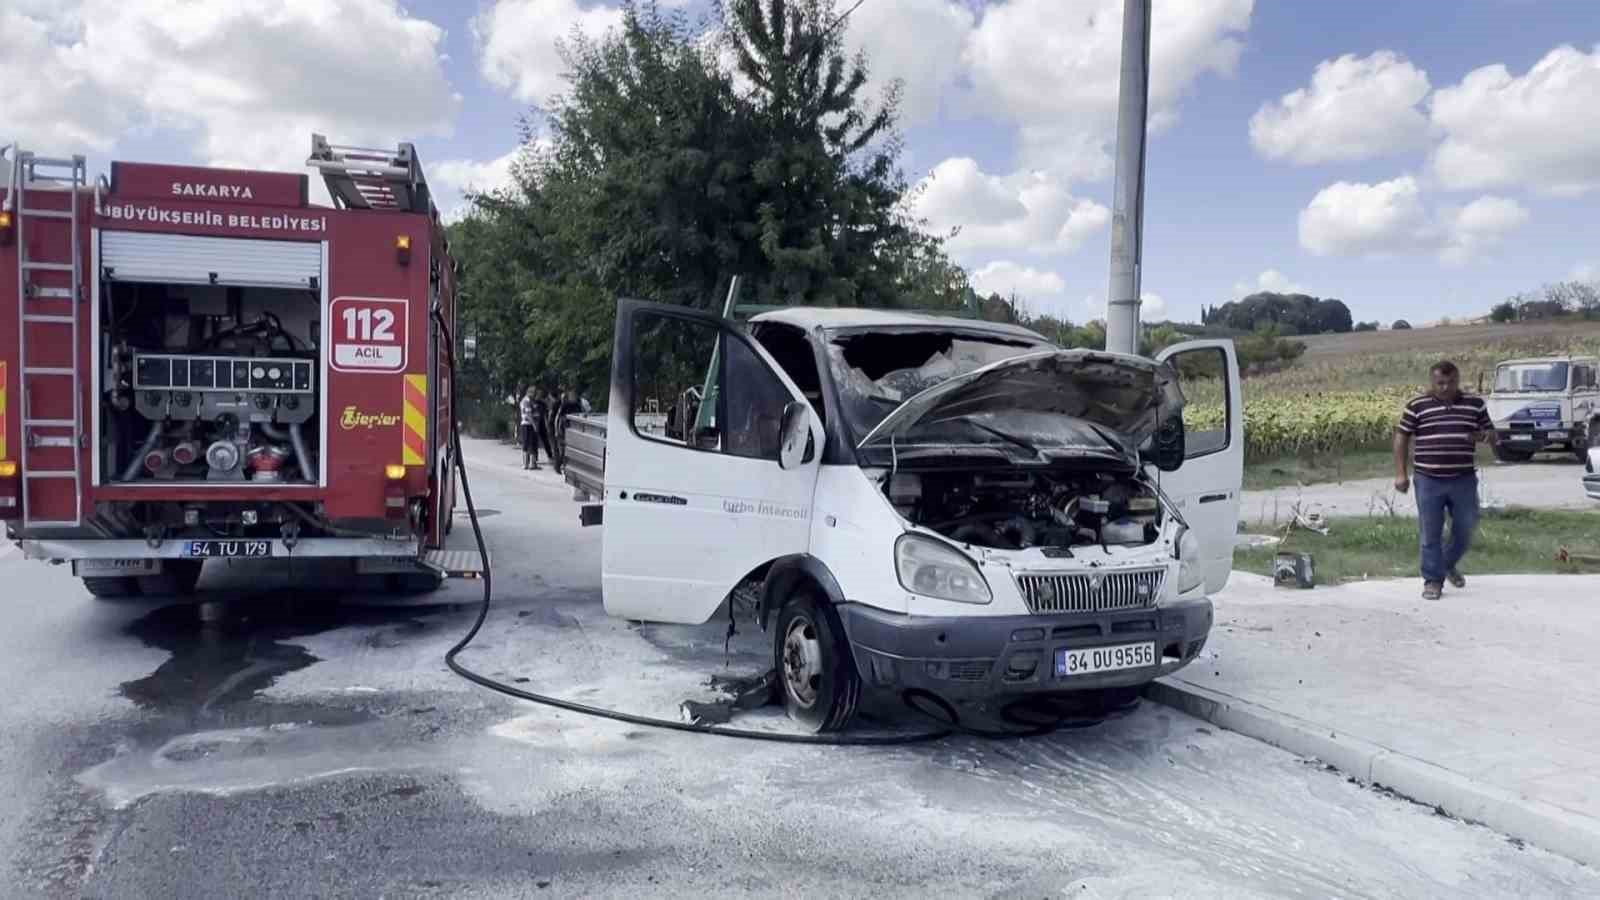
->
[1105,0,1151,356]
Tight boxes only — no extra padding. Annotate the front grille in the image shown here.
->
[1015,568,1165,615]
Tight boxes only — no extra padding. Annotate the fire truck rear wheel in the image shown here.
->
[389,572,444,594]
[137,561,204,598]
[81,577,142,599]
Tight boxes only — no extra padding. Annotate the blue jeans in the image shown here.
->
[1415,473,1480,583]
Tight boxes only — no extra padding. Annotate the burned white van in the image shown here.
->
[571,302,1243,732]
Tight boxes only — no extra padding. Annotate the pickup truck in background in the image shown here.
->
[1487,355,1600,463]
[565,300,1243,732]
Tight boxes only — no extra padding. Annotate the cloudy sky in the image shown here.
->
[5,0,1598,325]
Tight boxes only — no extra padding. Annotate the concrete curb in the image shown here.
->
[1144,676,1600,869]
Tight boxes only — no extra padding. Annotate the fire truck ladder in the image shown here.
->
[307,134,434,215]
[4,147,88,528]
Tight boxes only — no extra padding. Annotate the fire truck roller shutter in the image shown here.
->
[101,232,321,289]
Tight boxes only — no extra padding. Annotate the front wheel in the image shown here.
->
[774,590,861,733]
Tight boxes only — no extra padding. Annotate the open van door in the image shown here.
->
[1155,340,1244,593]
[601,299,825,624]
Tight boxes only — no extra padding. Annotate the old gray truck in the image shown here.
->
[1486,355,1600,462]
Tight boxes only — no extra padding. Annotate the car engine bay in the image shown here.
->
[883,467,1164,551]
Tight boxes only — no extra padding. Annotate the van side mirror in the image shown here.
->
[1141,413,1185,472]
[778,401,813,470]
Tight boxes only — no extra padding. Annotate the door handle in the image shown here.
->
[1198,493,1229,504]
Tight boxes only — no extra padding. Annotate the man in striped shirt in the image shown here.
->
[1394,360,1494,600]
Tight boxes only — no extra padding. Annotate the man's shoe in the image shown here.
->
[1422,582,1443,600]
[1446,569,1466,589]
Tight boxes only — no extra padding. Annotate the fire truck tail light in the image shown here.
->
[0,211,12,229]
[385,464,406,481]
[395,234,411,265]
[0,461,17,519]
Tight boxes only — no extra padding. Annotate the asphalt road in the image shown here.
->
[3,438,1596,898]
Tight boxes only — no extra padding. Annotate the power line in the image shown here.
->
[796,0,869,59]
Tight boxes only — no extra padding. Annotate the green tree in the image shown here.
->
[449,0,970,425]
[719,0,914,306]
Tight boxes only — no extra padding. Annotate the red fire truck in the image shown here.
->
[1,136,469,597]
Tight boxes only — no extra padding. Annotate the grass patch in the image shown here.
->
[1243,445,1500,491]
[1236,507,1600,583]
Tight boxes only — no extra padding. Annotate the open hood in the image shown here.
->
[857,349,1183,457]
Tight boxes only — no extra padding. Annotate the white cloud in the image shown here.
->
[474,0,625,106]
[2,2,459,178]
[434,147,530,219]
[435,149,523,196]
[1298,175,1529,264]
[846,0,976,126]
[912,158,1110,258]
[1081,292,1168,322]
[1575,262,1598,282]
[963,0,1253,180]
[0,9,127,151]
[1439,195,1529,266]
[970,260,1068,305]
[1249,51,1431,164]
[1299,175,1433,257]
[1233,269,1307,297]
[1429,43,1600,196]
[1138,292,1168,321]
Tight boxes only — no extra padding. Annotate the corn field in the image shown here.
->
[1180,331,1600,462]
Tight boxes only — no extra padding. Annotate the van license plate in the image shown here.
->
[1510,433,1533,441]
[1056,642,1156,677]
[1548,431,1568,440]
[183,540,271,558]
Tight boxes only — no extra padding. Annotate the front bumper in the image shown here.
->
[837,594,1213,702]
[1497,428,1581,452]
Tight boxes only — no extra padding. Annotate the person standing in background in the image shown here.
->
[552,389,583,474]
[530,389,555,470]
[1393,360,1495,600]
[518,387,539,470]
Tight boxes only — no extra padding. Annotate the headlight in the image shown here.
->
[895,534,991,605]
[1175,527,1205,594]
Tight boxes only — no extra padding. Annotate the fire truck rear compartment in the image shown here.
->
[101,281,322,486]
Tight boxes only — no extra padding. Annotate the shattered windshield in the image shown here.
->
[826,329,1043,444]
[1495,362,1570,392]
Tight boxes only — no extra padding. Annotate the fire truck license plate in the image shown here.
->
[1056,642,1156,677]
[183,540,272,559]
